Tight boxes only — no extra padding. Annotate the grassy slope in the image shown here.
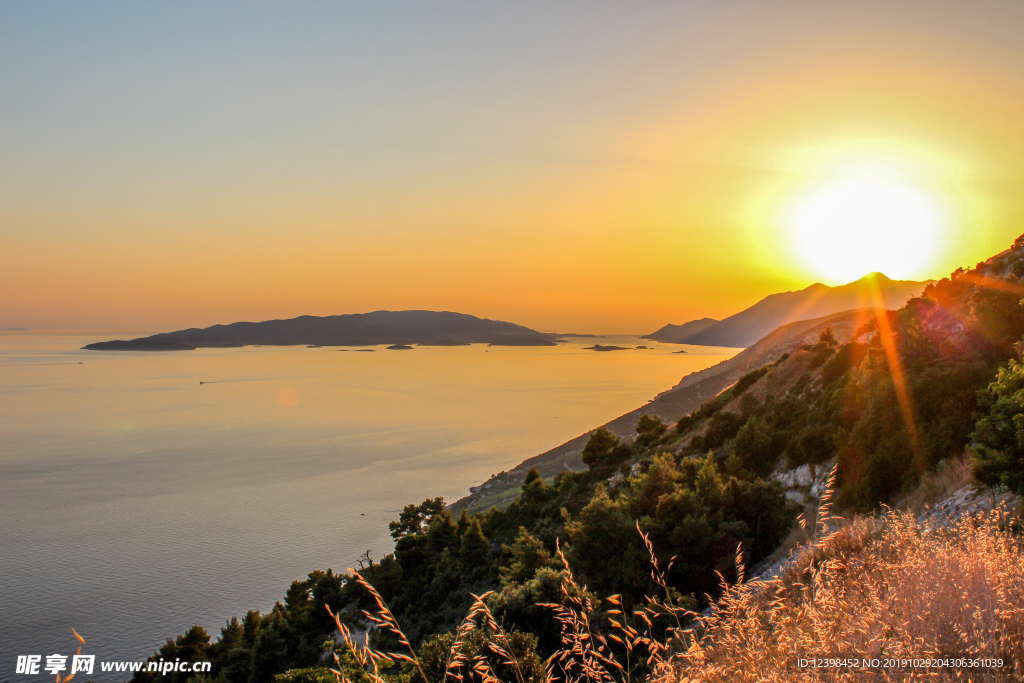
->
[660,504,1024,681]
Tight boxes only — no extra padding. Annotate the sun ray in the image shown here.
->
[863,275,922,458]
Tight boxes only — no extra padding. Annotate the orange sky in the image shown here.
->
[3,2,1023,333]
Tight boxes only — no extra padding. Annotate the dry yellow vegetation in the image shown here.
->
[660,507,1024,681]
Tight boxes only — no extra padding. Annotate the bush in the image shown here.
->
[972,357,1024,493]
[730,416,786,478]
[581,428,631,472]
[636,414,668,446]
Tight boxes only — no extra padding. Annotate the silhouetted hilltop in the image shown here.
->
[83,310,557,350]
[642,317,718,343]
[646,273,927,347]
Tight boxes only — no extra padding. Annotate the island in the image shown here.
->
[83,310,558,351]
[82,339,196,351]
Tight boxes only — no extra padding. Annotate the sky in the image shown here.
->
[3,0,1024,333]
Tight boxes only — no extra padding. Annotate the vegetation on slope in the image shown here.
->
[457,308,870,513]
[665,507,1024,681]
[138,235,1024,682]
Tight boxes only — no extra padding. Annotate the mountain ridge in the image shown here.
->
[642,317,718,343]
[646,272,929,347]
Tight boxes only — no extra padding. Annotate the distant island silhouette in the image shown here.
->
[83,310,558,351]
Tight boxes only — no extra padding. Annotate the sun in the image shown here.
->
[784,165,948,283]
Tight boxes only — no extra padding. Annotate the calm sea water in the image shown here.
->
[0,331,736,678]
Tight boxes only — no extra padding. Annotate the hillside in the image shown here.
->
[82,310,557,350]
[137,235,1024,682]
[455,308,870,511]
[642,317,718,343]
[663,498,1024,681]
[646,273,927,347]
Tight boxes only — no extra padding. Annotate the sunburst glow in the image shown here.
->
[785,166,948,282]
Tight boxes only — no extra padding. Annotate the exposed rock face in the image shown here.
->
[917,484,1021,529]
[774,463,831,504]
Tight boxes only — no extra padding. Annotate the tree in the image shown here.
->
[388,497,445,539]
[131,626,211,683]
[238,609,264,652]
[972,357,1024,493]
[499,527,553,585]
[515,469,551,517]
[821,342,868,385]
[207,617,251,681]
[635,414,667,447]
[581,428,618,468]
[676,412,698,434]
[700,411,745,451]
[566,486,646,595]
[785,423,835,474]
[732,366,769,397]
[581,428,631,473]
[250,607,298,682]
[458,518,490,567]
[626,452,682,517]
[730,416,784,478]
[491,567,578,652]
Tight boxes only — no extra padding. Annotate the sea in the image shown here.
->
[0,330,737,679]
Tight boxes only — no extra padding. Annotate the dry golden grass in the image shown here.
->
[329,467,1024,682]
[659,507,1024,681]
[897,454,973,514]
[48,629,87,683]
